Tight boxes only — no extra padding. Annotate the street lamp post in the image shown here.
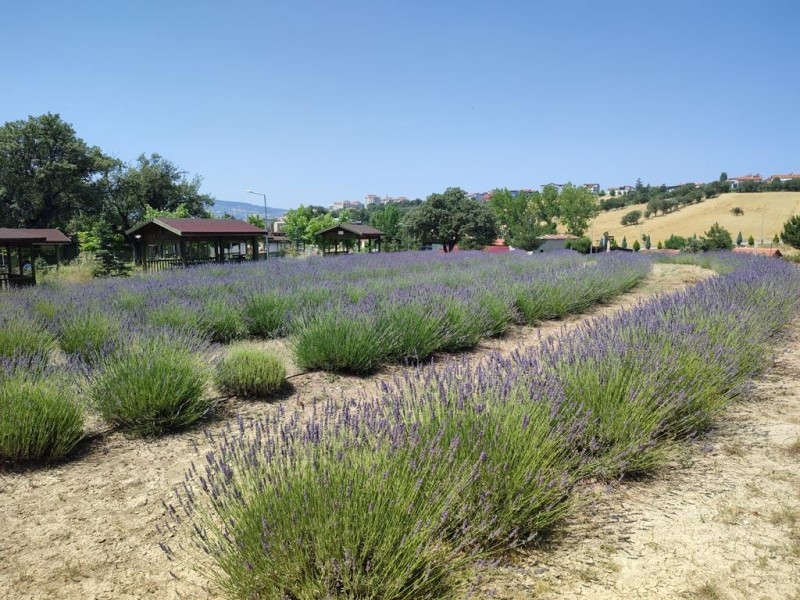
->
[246,190,269,260]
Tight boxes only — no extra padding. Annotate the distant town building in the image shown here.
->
[331,200,364,211]
[767,172,800,182]
[541,183,565,193]
[607,185,634,195]
[728,174,762,189]
[583,183,600,194]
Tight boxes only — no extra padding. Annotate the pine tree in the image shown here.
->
[747,234,755,247]
[632,239,641,252]
[736,231,743,246]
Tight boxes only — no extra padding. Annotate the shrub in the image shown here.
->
[380,301,448,362]
[243,293,293,338]
[748,234,755,247]
[215,348,286,398]
[730,207,744,216]
[704,222,733,250]
[621,210,642,226]
[0,373,84,463]
[564,236,592,254]
[664,234,688,250]
[657,240,663,249]
[57,311,121,364]
[782,215,800,249]
[293,310,396,374]
[90,335,213,436]
[0,317,56,365]
[632,240,641,252]
[198,300,247,343]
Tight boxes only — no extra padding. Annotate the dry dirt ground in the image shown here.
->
[2,263,795,599]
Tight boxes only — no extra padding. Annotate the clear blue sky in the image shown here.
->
[3,0,798,209]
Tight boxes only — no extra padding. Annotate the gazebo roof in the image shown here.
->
[0,228,71,245]
[316,223,386,238]
[126,218,266,238]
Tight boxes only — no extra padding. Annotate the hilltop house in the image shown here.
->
[767,173,800,183]
[728,174,762,189]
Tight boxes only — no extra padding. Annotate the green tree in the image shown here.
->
[657,240,663,249]
[781,215,800,249]
[247,214,266,229]
[404,187,499,252]
[621,210,642,226]
[369,203,402,239]
[720,172,728,182]
[104,153,213,235]
[489,189,555,251]
[748,234,755,247]
[558,183,599,237]
[0,113,114,229]
[772,233,780,246]
[704,222,733,250]
[644,234,651,250]
[632,239,641,252]
[664,234,688,250]
[621,236,628,249]
[736,231,743,246]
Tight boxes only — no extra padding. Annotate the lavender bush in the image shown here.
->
[89,332,215,436]
[215,348,286,398]
[0,370,84,463]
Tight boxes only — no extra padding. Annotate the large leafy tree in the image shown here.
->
[558,183,599,237]
[102,153,213,235]
[404,187,498,252]
[0,113,114,228]
[489,188,555,251]
[781,215,800,249]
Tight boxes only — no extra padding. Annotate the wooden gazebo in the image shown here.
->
[315,223,386,255]
[126,218,289,271]
[0,228,72,289]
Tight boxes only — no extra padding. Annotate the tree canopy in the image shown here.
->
[404,187,498,252]
[781,215,800,249]
[0,113,114,229]
[556,183,599,237]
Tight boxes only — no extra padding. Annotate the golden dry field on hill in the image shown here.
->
[587,191,800,246]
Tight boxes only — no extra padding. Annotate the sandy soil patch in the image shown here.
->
[0,263,713,599]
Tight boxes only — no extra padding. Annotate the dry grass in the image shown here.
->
[585,191,800,247]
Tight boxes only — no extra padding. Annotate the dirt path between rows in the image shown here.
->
[480,322,800,600]
[0,263,731,599]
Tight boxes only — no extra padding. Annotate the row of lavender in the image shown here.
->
[167,255,800,599]
[0,252,650,464]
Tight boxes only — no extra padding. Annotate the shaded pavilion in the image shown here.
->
[0,228,72,288]
[125,218,290,271]
[315,223,386,255]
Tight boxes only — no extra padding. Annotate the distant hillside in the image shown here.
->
[209,199,286,220]
[587,192,800,246]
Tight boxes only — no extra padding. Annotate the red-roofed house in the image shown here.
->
[767,173,800,182]
[728,174,762,189]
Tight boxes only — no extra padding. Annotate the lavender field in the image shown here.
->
[165,254,800,599]
[3,250,798,599]
[0,251,649,463]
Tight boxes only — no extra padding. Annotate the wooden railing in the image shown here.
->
[143,255,256,272]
